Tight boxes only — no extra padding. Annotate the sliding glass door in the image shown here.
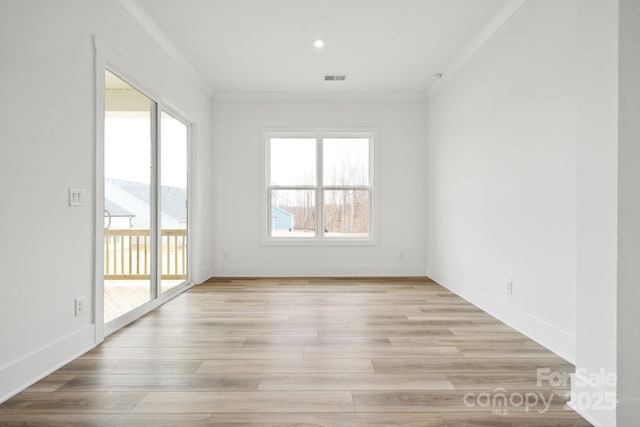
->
[103,70,189,327]
[159,111,188,294]
[104,70,154,323]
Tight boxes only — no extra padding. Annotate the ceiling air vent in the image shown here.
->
[324,74,346,81]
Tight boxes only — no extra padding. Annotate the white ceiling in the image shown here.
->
[134,0,507,95]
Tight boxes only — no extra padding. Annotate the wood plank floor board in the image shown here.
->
[109,326,186,337]
[54,374,261,392]
[205,412,444,426]
[352,389,570,413]
[243,336,393,346]
[440,413,592,426]
[446,373,572,391]
[0,392,146,414]
[104,334,247,347]
[324,298,436,306]
[257,373,454,391]
[449,328,531,337]
[460,348,565,359]
[302,345,462,358]
[388,336,543,347]
[79,345,306,360]
[417,306,490,312]
[148,320,351,328]
[181,327,318,337]
[0,278,590,425]
[23,375,76,392]
[56,359,203,374]
[197,358,375,374]
[131,391,354,414]
[349,320,501,328]
[0,414,211,427]
[372,358,572,375]
[289,313,415,322]
[317,327,456,337]
[406,314,502,322]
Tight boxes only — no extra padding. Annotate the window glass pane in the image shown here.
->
[323,190,369,238]
[160,111,188,294]
[271,189,316,237]
[323,138,369,186]
[104,70,153,323]
[270,138,316,186]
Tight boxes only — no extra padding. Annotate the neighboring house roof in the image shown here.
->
[106,179,187,222]
[272,205,292,217]
[105,199,135,217]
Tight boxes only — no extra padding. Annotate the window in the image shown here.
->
[265,130,374,242]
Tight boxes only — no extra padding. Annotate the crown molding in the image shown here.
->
[117,0,213,98]
[212,91,428,102]
[118,0,524,102]
[426,0,527,98]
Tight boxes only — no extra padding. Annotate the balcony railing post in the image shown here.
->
[104,229,187,280]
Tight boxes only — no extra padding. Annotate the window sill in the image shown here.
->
[260,237,378,247]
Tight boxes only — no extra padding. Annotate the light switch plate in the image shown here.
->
[69,188,86,207]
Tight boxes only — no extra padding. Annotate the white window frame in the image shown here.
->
[261,128,377,246]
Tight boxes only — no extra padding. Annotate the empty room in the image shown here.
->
[0,0,638,426]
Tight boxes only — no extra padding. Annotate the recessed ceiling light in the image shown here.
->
[313,39,325,49]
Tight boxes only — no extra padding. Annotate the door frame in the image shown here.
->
[94,38,195,343]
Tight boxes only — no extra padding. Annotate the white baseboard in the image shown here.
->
[427,267,576,363]
[0,324,96,404]
[211,263,428,277]
[573,394,640,427]
[195,265,213,284]
[568,370,617,427]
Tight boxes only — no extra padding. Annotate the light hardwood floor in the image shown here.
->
[0,278,591,426]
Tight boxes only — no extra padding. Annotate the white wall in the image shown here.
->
[426,0,577,361]
[211,97,428,277]
[616,0,640,422]
[0,0,213,402]
[574,0,619,425]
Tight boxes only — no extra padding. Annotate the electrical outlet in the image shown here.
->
[75,296,86,317]
[399,251,406,260]
[505,280,513,295]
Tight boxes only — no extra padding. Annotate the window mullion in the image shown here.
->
[317,136,323,239]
